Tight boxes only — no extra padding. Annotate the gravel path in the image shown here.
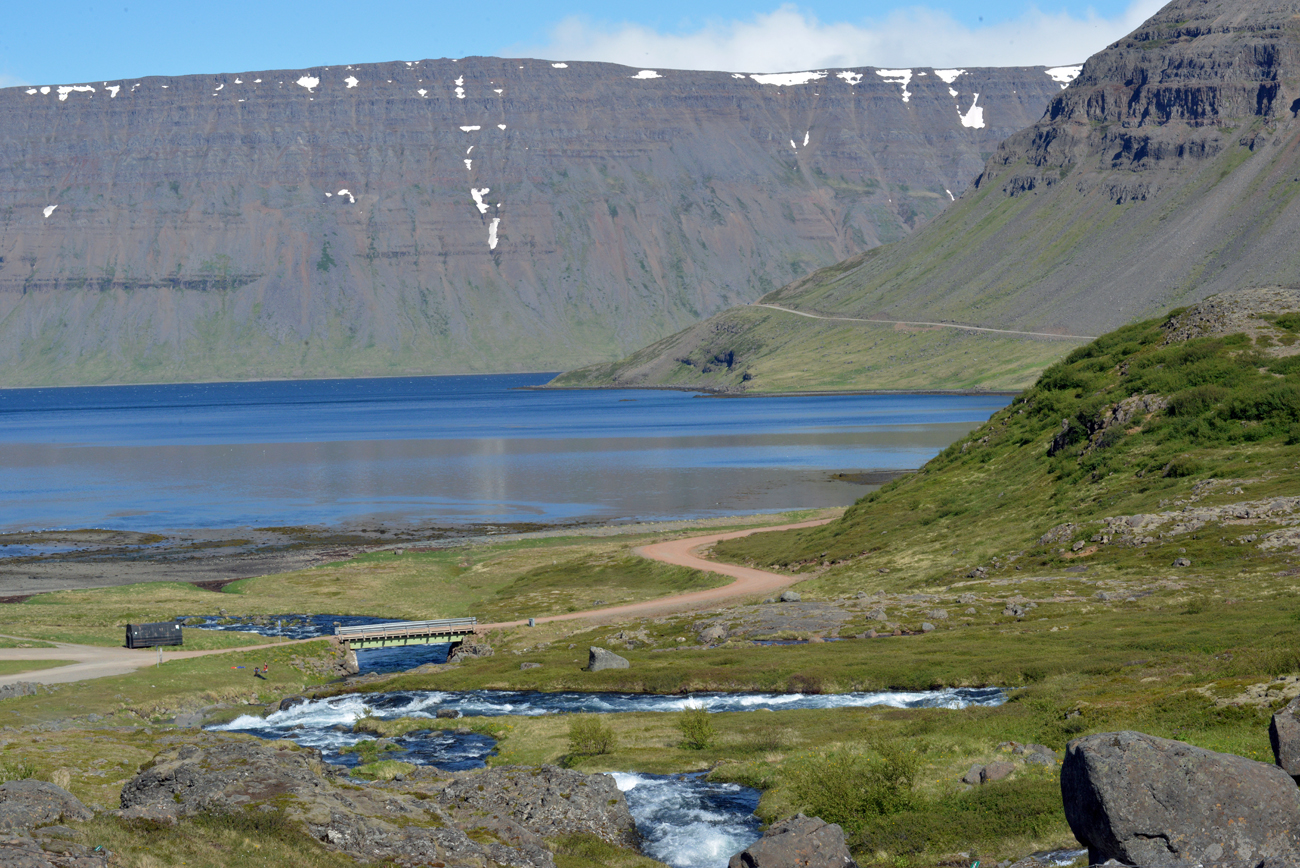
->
[475,517,831,629]
[0,517,831,685]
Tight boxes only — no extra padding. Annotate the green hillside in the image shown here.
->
[717,290,1300,589]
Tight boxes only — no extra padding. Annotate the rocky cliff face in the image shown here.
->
[0,57,1068,385]
[564,0,1300,393]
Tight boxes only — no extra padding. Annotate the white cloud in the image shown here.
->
[510,1,1166,73]
[0,73,31,89]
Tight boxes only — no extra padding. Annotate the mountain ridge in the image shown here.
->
[0,56,1069,386]
[554,0,1300,393]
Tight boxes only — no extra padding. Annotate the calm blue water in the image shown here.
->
[0,374,1007,532]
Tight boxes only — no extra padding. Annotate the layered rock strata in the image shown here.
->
[0,58,1067,385]
[558,0,1300,392]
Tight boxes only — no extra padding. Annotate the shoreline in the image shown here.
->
[0,369,1020,399]
[0,508,850,599]
[0,369,564,392]
[526,382,1022,397]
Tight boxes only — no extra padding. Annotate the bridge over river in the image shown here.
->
[334,617,478,650]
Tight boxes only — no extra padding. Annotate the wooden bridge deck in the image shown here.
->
[334,617,477,649]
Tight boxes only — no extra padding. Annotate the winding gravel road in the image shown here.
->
[0,517,831,686]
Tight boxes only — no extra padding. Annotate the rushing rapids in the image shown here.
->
[209,687,1005,867]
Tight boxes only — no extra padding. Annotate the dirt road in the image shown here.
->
[475,516,831,630]
[0,636,295,688]
[0,517,831,685]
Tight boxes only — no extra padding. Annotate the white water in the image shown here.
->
[214,687,1004,736]
[210,687,1004,868]
[611,772,761,868]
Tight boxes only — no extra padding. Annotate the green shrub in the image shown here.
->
[1163,455,1200,478]
[0,759,38,783]
[567,715,617,756]
[1269,357,1300,378]
[1169,385,1229,417]
[676,707,716,750]
[784,739,924,833]
[853,775,1063,857]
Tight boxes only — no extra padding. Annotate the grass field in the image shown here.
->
[0,660,75,677]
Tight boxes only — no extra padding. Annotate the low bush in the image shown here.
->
[853,775,1063,857]
[783,738,924,833]
[0,759,38,783]
[676,707,716,750]
[567,715,617,756]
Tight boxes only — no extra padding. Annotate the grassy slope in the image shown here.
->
[551,304,1081,393]
[716,310,1300,584]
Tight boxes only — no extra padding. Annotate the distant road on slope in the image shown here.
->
[755,303,1097,341]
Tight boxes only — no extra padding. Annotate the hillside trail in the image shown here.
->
[0,517,831,686]
[754,302,1096,341]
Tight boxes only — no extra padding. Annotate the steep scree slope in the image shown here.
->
[0,58,1068,385]
[556,0,1300,392]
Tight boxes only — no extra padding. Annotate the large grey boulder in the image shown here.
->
[1270,696,1300,783]
[981,761,1014,783]
[586,647,629,671]
[698,624,728,644]
[0,781,93,834]
[727,814,857,868]
[1062,731,1300,867]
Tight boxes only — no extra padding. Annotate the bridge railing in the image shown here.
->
[334,617,478,639]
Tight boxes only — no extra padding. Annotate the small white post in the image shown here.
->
[157,646,162,667]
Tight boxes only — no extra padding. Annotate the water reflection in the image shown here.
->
[0,375,1008,531]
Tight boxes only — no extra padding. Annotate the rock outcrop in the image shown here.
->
[0,781,93,834]
[1061,730,1300,867]
[0,780,104,868]
[1271,696,1300,783]
[727,814,857,868]
[439,765,637,849]
[448,642,493,664]
[0,832,109,868]
[0,59,1064,387]
[119,734,637,867]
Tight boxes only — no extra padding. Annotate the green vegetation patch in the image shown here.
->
[715,313,1300,588]
[0,660,76,677]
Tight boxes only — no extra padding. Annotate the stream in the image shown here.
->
[211,687,1005,868]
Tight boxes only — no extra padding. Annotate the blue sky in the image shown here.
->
[1,0,1165,88]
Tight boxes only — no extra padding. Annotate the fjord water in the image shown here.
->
[0,374,1008,532]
